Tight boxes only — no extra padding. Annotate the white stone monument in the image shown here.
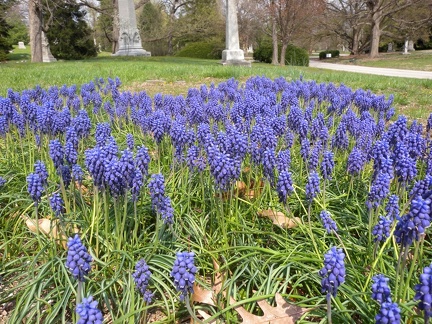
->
[221,0,250,66]
[114,0,151,56]
[42,32,57,62]
[18,42,26,49]
[408,40,415,51]
[402,39,410,55]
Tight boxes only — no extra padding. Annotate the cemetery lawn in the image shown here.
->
[333,50,432,72]
[1,54,431,121]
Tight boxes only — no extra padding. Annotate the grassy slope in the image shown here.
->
[1,51,431,120]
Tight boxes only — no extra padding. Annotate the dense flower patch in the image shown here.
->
[0,76,432,322]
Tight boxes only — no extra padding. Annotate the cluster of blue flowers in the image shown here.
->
[148,173,174,224]
[170,251,197,301]
[371,275,400,323]
[132,259,154,304]
[65,234,93,282]
[3,75,432,322]
[319,247,345,298]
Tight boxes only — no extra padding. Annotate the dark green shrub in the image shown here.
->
[319,50,340,60]
[253,40,309,66]
[175,41,224,59]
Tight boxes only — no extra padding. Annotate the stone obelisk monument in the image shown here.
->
[221,0,250,66]
[114,0,151,56]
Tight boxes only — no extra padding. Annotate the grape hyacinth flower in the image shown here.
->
[372,216,391,243]
[385,195,399,221]
[72,164,84,185]
[135,146,151,177]
[171,251,197,301]
[394,196,431,248]
[305,171,320,203]
[276,170,294,204]
[132,259,154,303]
[347,147,365,176]
[375,302,401,324]
[371,274,392,304]
[319,247,345,323]
[320,210,338,234]
[27,173,44,205]
[49,192,64,217]
[76,296,103,324]
[414,263,432,323]
[65,234,93,282]
[131,168,143,202]
[321,150,335,181]
[126,133,134,150]
[49,139,64,170]
[0,176,5,187]
[148,173,166,210]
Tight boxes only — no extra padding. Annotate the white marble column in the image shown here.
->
[221,0,250,66]
[114,0,151,56]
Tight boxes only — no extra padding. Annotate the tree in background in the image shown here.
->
[323,0,370,55]
[269,0,326,65]
[138,2,167,55]
[45,2,97,60]
[365,0,431,57]
[5,3,29,46]
[0,0,15,61]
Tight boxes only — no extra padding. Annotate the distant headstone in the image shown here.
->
[326,53,332,58]
[42,32,57,62]
[387,43,393,52]
[402,39,410,55]
[408,40,415,51]
[221,0,250,66]
[18,42,26,49]
[114,0,151,56]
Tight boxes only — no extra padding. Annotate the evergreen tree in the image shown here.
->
[46,2,97,60]
[0,0,15,61]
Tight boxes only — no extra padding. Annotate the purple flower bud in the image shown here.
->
[132,259,154,303]
[27,173,44,205]
[65,234,93,282]
[49,193,64,217]
[171,252,197,301]
[371,274,392,304]
[319,247,345,297]
[375,302,401,324]
[76,296,103,324]
[305,171,320,203]
[320,210,337,234]
[414,263,432,322]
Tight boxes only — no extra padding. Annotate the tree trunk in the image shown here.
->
[270,2,279,65]
[29,0,43,62]
[271,16,278,65]
[351,27,360,55]
[112,0,119,53]
[280,42,287,66]
[369,10,382,58]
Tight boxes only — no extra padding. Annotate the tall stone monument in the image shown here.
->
[221,0,250,66]
[114,0,150,56]
[42,32,57,63]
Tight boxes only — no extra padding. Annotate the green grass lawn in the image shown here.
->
[1,49,432,121]
[332,50,432,72]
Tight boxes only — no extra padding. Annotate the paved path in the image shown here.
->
[309,59,432,80]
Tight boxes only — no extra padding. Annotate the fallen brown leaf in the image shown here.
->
[192,261,309,323]
[22,215,68,248]
[231,293,308,324]
[258,210,301,229]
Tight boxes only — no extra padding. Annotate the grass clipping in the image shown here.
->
[192,261,308,323]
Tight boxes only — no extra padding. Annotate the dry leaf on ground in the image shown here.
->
[22,215,67,248]
[192,261,309,323]
[258,209,301,229]
[231,293,308,324]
